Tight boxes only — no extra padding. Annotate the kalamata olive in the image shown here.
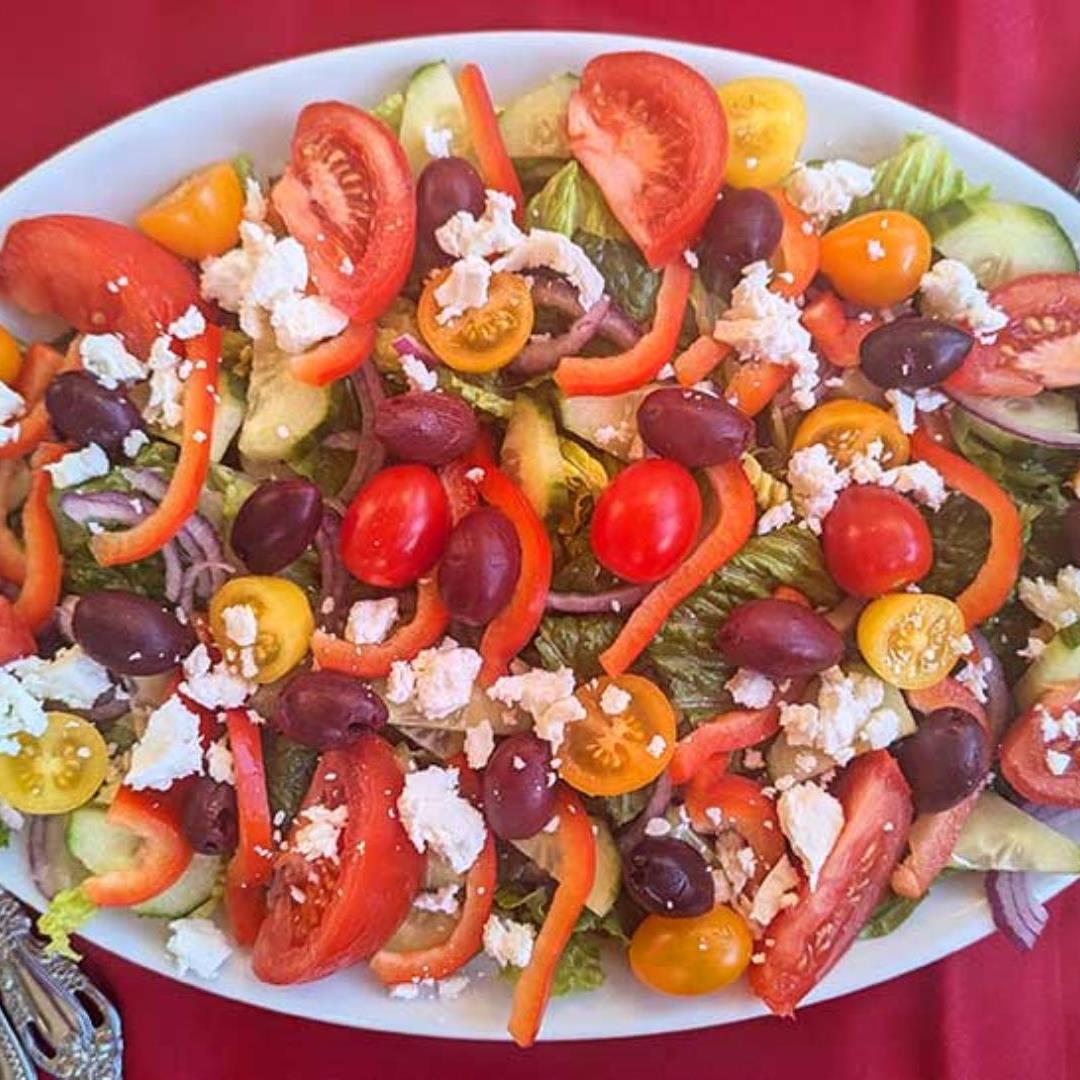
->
[438,507,522,625]
[716,598,844,678]
[414,156,486,277]
[859,317,974,390]
[623,836,715,917]
[697,188,784,297]
[893,707,990,813]
[637,388,753,468]
[181,778,239,855]
[275,670,387,750]
[231,479,323,574]
[482,732,557,840]
[45,371,144,457]
[72,589,195,675]
[373,391,478,466]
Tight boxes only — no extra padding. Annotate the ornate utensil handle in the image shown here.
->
[0,1007,35,1080]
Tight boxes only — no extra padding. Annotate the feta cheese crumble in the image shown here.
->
[599,684,632,715]
[494,230,605,311]
[293,804,349,863]
[483,914,535,969]
[756,500,796,535]
[436,190,524,260]
[0,670,47,755]
[221,603,258,648]
[748,854,801,926]
[397,765,486,873]
[126,696,204,791]
[168,305,207,341]
[389,640,482,721]
[400,354,438,392]
[423,125,454,159]
[43,443,110,489]
[205,738,235,786]
[919,258,1008,342]
[122,428,150,459]
[180,643,253,709]
[725,668,776,709]
[79,333,146,389]
[344,597,400,646]
[777,782,844,890]
[0,382,25,427]
[464,719,495,769]
[784,160,875,225]
[1019,565,1080,630]
[166,918,233,979]
[413,884,461,915]
[955,655,992,705]
[433,255,493,323]
[488,666,583,752]
[7,645,113,710]
[645,734,667,758]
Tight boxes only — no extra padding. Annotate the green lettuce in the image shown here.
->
[37,887,96,961]
[572,233,660,324]
[263,729,318,825]
[0,820,9,849]
[439,370,514,419]
[526,161,627,241]
[919,493,991,598]
[849,133,990,222]
[861,890,922,939]
[533,613,620,678]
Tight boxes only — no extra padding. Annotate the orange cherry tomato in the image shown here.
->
[137,161,244,260]
[819,211,932,308]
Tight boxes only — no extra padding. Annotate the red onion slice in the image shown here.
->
[314,508,349,633]
[546,583,650,614]
[618,772,674,853]
[968,628,1013,740]
[27,815,86,900]
[508,296,611,380]
[392,334,439,369]
[530,276,642,351]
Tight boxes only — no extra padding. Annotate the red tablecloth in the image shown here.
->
[5,3,1080,1078]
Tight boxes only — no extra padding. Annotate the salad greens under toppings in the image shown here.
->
[0,47,1079,1047]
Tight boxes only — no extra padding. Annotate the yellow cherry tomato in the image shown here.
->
[558,674,676,797]
[791,398,910,467]
[716,77,807,189]
[630,905,753,996]
[417,270,534,373]
[857,592,967,690]
[0,712,108,814]
[819,210,932,308]
[0,326,22,386]
[137,161,244,260]
[209,576,314,684]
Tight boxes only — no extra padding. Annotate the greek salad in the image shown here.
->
[1,50,1080,1043]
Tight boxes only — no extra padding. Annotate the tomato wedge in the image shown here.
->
[749,751,912,1016]
[252,735,424,984]
[567,52,728,268]
[272,103,415,325]
[890,790,981,900]
[944,273,1080,397]
[1000,684,1080,807]
[0,215,200,357]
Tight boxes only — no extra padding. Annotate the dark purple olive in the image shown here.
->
[859,317,974,390]
[45,371,144,457]
[697,188,784,297]
[374,391,478,466]
[623,836,715,917]
[637,388,753,467]
[231,479,323,574]
[482,732,557,840]
[716,598,844,678]
[72,589,195,675]
[893,707,991,813]
[438,507,521,625]
[182,778,239,855]
[275,670,387,750]
[1064,503,1080,564]
[414,156,486,277]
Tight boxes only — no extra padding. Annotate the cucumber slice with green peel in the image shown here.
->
[557,387,653,462]
[133,854,223,918]
[950,791,1080,872]
[154,372,245,462]
[1014,631,1080,711]
[399,61,471,174]
[500,394,566,520]
[928,199,1078,288]
[67,806,141,876]
[498,74,579,159]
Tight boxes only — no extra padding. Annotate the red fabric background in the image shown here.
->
[4,2,1080,1077]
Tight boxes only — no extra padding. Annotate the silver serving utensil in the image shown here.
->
[0,1006,35,1080]
[0,890,122,1080]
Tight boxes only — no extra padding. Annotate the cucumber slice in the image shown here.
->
[1014,631,1080,711]
[557,387,652,462]
[929,199,1079,288]
[237,335,332,462]
[500,394,566,520]
[950,791,1080,872]
[155,373,245,463]
[67,806,140,875]
[498,74,579,159]
[398,61,471,174]
[133,854,223,918]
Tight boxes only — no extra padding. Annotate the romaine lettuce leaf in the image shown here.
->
[526,161,627,241]
[860,890,922,939]
[572,232,660,325]
[37,886,96,961]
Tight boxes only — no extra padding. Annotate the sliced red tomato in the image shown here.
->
[1000,684,1080,807]
[685,770,785,873]
[749,751,912,1016]
[944,273,1080,396]
[567,52,728,268]
[252,735,424,984]
[890,789,981,899]
[0,215,200,356]
[272,103,415,325]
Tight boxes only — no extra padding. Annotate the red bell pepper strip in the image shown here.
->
[724,360,793,417]
[674,335,728,387]
[911,428,1021,626]
[289,322,375,387]
[0,343,70,461]
[601,460,755,676]
[668,707,780,785]
[91,326,220,566]
[801,292,880,368]
[555,261,692,397]
[457,63,525,222]
[508,786,596,1047]
[685,771,786,870]
[224,708,274,945]
[12,443,64,632]
[0,597,37,665]
[0,460,26,585]
[82,787,193,907]
[767,189,819,298]
[311,576,449,678]
[890,790,981,899]
[905,676,988,728]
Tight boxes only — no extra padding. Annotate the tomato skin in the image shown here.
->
[749,751,912,1015]
[568,52,728,268]
[590,460,702,584]
[823,486,932,597]
[341,464,451,588]
[717,78,806,190]
[0,326,21,385]
[1000,684,1080,806]
[253,735,424,984]
[272,102,415,325]
[857,592,966,690]
[792,398,909,467]
[0,215,201,356]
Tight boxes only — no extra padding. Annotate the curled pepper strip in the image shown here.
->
[0,460,27,585]
[290,322,375,387]
[724,360,793,417]
[12,442,65,632]
[801,291,880,368]
[668,707,780,785]
[674,335,728,387]
[0,343,70,461]
[910,427,1021,626]
[601,460,755,676]
[458,63,525,222]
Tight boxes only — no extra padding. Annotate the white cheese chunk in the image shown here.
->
[79,334,145,389]
[205,739,235,786]
[7,645,113,710]
[400,354,438,392]
[397,765,486,873]
[126,696,204,791]
[784,160,875,225]
[344,598,399,647]
[0,382,25,426]
[293,804,348,863]
[483,914,535,968]
[0,670,48,756]
[44,443,110,489]
[919,258,1008,342]
[166,918,232,979]
[725,668,776,709]
[423,125,454,159]
[464,719,495,769]
[748,853,801,926]
[269,293,348,354]
[1019,565,1080,630]
[493,229,605,311]
[777,782,844,890]
[436,190,525,260]
[433,255,493,324]
[599,684,632,716]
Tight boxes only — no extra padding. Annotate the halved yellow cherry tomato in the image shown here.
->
[417,270,534,374]
[209,576,314,684]
[856,592,966,690]
[0,711,108,814]
[819,211,932,308]
[137,161,244,260]
[717,78,807,189]
[629,905,753,996]
[559,674,676,797]
[0,326,22,386]
[791,398,910,466]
